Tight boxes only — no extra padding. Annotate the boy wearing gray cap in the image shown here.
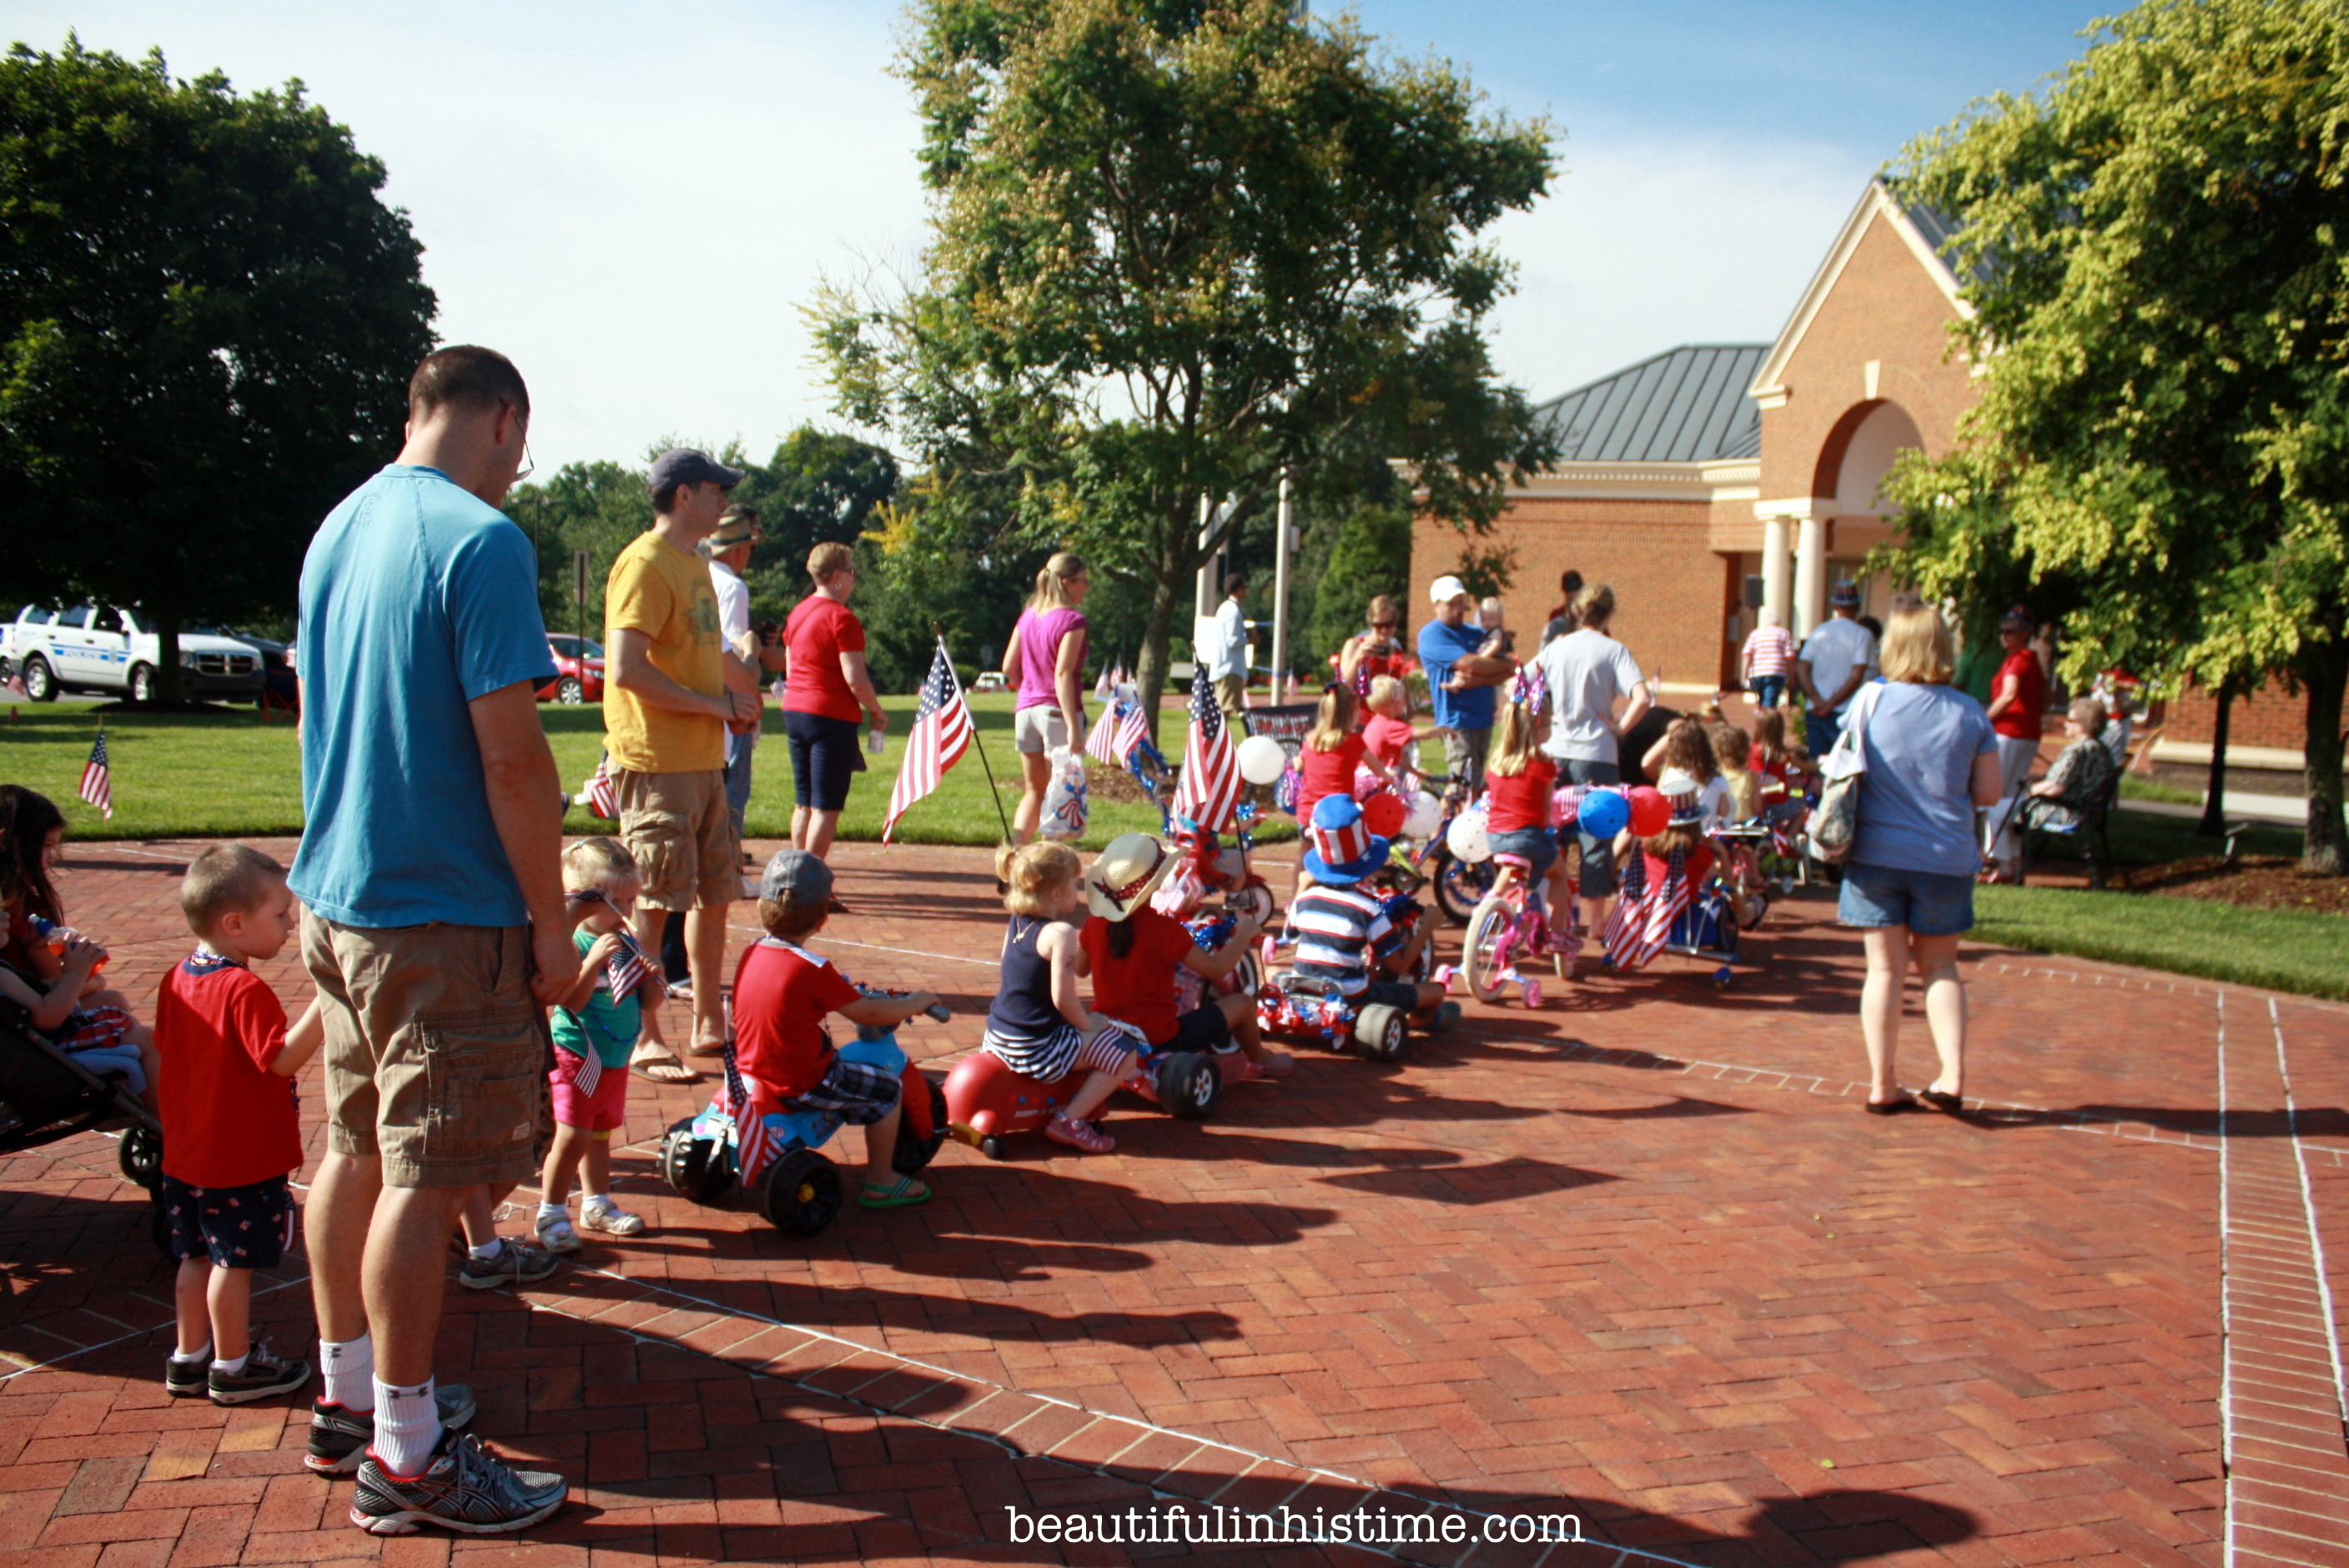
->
[729,851,946,1209]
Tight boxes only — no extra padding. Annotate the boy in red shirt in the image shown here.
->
[732,850,943,1209]
[155,844,324,1406]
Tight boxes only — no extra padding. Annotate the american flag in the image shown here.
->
[717,1044,777,1186]
[606,924,654,1008]
[584,752,619,819]
[1639,844,1693,962]
[1169,667,1241,834]
[882,640,974,844]
[79,732,113,819]
[1085,697,1148,766]
[1093,664,1113,700]
[1602,843,1648,968]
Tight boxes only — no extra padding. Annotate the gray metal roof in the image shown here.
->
[1897,195,1998,290]
[1532,344,1768,465]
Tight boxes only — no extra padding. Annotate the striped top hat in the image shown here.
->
[1656,767,1706,826]
[1302,794,1389,882]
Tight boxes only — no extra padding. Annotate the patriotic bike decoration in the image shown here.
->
[1169,667,1241,836]
[882,639,975,843]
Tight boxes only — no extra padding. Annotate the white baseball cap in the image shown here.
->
[1428,575,1470,606]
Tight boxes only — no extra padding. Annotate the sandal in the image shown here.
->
[1918,1088,1965,1114]
[630,1048,700,1085]
[859,1175,931,1209]
[1864,1094,1916,1116]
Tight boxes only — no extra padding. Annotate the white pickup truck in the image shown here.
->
[3,605,263,703]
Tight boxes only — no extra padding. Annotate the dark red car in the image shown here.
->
[541,635,606,704]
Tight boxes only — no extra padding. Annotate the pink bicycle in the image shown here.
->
[1460,852,1578,1008]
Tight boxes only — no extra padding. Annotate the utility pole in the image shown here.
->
[1270,470,1294,704]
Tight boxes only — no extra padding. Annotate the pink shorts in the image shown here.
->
[549,1048,631,1133]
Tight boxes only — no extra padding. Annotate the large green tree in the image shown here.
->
[0,39,434,697]
[814,0,1558,741]
[1883,0,2349,873]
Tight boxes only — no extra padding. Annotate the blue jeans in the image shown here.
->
[1563,758,1621,896]
[723,726,757,841]
[1750,675,1785,709]
[1805,707,1843,757]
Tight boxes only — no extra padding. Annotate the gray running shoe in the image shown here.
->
[306,1384,479,1475]
[165,1354,209,1400]
[457,1238,560,1290]
[350,1428,566,1535]
[208,1339,313,1405]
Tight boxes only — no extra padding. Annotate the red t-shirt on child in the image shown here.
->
[155,952,300,1189]
[1079,908,1196,1045]
[1298,733,1367,823]
[732,937,862,1101]
[1485,756,1558,833]
[1362,714,1414,771]
[1642,842,1718,891]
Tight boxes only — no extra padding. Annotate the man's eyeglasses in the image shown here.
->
[502,399,534,483]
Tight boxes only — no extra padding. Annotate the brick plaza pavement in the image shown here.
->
[3,835,2346,1567]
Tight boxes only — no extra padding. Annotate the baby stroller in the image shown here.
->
[659,999,949,1237]
[0,995,167,1247]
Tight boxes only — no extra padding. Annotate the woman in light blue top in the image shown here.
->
[1839,609,2003,1117]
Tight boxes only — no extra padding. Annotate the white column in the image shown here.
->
[1793,515,1828,640]
[1761,515,1792,633]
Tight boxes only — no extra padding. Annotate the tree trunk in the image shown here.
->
[155,612,184,706]
[2301,641,2346,877]
[1134,560,1181,754]
[2196,678,2234,838]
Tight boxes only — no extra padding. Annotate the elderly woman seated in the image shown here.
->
[2020,697,2118,831]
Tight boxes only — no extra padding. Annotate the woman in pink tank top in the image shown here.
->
[1000,552,1091,844]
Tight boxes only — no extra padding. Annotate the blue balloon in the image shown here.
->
[1575,787,1629,840]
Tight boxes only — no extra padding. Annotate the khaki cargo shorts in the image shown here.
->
[1013,704,1069,756]
[613,766,741,911]
[302,914,549,1190]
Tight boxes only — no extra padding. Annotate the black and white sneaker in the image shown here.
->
[207,1339,314,1405]
[165,1354,209,1400]
[305,1384,480,1475]
[350,1429,566,1535]
[456,1238,560,1291]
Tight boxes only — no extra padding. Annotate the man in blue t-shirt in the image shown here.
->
[1416,575,1515,794]
[289,346,568,1535]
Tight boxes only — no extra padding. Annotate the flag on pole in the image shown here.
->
[1093,664,1113,701]
[585,752,619,819]
[606,925,654,1009]
[883,641,975,844]
[1085,697,1149,766]
[1602,843,1647,967]
[78,732,113,819]
[1637,844,1692,963]
[1169,668,1241,833]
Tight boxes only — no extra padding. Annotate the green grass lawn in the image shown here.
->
[0,693,1283,852]
[1972,886,2347,1001]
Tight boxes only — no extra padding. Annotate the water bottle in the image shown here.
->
[867,726,885,755]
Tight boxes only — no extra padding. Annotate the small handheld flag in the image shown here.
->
[585,753,619,819]
[79,732,113,819]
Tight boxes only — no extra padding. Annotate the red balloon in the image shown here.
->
[1362,792,1407,838]
[1627,786,1670,838]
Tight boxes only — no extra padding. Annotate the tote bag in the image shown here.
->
[1807,683,1886,866]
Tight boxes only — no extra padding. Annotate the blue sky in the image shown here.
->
[0,1,2111,472]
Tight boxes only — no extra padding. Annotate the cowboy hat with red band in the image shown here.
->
[1087,833,1179,921]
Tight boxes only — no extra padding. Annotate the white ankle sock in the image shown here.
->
[211,1352,249,1376]
[468,1239,503,1262]
[371,1378,440,1478]
[536,1202,566,1224]
[319,1332,374,1412]
[580,1193,607,1209]
[172,1342,210,1366]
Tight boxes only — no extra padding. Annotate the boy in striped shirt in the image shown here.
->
[1289,797,1460,1029]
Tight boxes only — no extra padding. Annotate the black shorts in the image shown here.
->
[784,711,862,812]
[1358,979,1423,1010]
[161,1173,295,1270]
[1162,1003,1232,1054]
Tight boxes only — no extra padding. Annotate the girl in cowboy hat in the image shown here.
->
[1079,834,1292,1082]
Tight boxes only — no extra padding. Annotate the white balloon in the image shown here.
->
[1236,733,1289,787]
[1401,790,1442,841]
[1446,799,1491,862]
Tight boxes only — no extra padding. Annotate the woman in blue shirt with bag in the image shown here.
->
[1837,609,2003,1118]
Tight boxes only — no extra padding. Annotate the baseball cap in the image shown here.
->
[1428,575,1470,606]
[759,848,832,905]
[647,447,745,498]
[1829,581,1862,607]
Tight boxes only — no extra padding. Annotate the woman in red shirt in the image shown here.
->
[781,540,890,863]
[1982,609,2047,880]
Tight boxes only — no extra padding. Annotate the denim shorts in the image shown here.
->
[1838,861,1975,938]
[1487,827,1558,879]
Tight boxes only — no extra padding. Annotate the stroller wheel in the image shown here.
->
[118,1124,163,1190]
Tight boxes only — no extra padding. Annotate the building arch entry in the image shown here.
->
[1812,398,1925,518]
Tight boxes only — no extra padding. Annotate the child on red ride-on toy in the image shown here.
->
[1265,797,1459,1055]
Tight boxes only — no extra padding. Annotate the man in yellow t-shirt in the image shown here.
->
[604,448,759,1072]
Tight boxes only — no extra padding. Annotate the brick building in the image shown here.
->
[1411,178,2315,769]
